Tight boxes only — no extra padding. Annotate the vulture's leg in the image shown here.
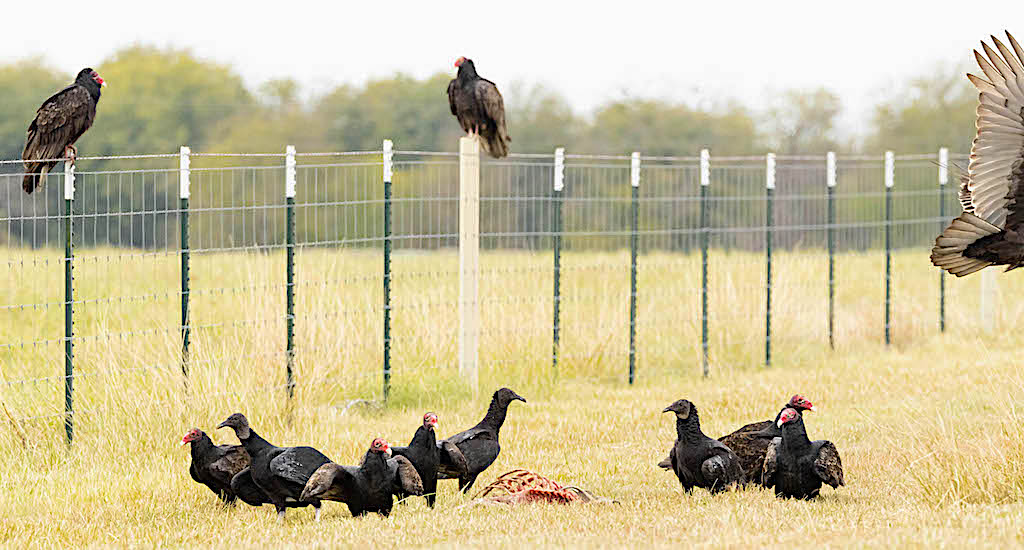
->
[65,145,77,166]
[314,505,321,522]
[276,506,286,522]
[459,475,478,493]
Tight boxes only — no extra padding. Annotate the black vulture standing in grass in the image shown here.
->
[181,428,250,504]
[300,438,424,517]
[447,57,511,158]
[762,407,845,499]
[436,387,525,493]
[217,413,332,521]
[661,399,744,494]
[931,31,1024,276]
[22,68,105,194]
[390,412,444,507]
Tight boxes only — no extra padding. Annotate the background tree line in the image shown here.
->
[0,46,976,251]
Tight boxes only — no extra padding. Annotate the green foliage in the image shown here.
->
[766,87,843,153]
[0,60,67,161]
[81,45,255,155]
[865,65,976,154]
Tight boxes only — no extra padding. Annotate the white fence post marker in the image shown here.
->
[382,140,394,184]
[826,151,836,188]
[766,152,776,190]
[700,149,710,187]
[938,147,948,186]
[458,137,480,394]
[64,157,76,201]
[179,146,191,199]
[631,152,641,187]
[285,145,296,198]
[554,147,565,191]
[885,151,895,188]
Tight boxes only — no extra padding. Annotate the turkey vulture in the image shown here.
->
[436,387,525,493]
[661,399,744,494]
[22,67,105,194]
[216,413,332,521]
[299,438,424,517]
[390,412,443,507]
[447,57,511,158]
[762,407,845,499]
[181,428,251,503]
[657,394,816,483]
[931,31,1024,276]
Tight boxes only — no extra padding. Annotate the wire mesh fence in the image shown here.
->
[0,145,992,443]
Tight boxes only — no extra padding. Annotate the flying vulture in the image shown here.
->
[447,57,511,158]
[657,394,816,483]
[299,438,424,517]
[180,428,251,503]
[436,387,525,493]
[762,407,845,499]
[216,413,332,521]
[660,399,745,494]
[22,67,105,194]
[931,31,1024,276]
[390,412,443,507]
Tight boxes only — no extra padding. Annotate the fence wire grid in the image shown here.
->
[0,145,990,443]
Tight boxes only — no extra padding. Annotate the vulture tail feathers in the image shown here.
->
[931,213,999,276]
[22,164,51,194]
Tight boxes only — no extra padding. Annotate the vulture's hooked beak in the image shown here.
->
[216,420,230,429]
[808,405,817,412]
[179,438,188,447]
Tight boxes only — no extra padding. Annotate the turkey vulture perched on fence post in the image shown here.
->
[299,438,424,517]
[931,31,1024,276]
[390,412,442,507]
[181,428,251,504]
[660,399,745,494]
[447,57,511,158]
[22,68,105,194]
[216,413,332,521]
[436,387,524,493]
[762,407,845,499]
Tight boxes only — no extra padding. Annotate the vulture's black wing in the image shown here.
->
[931,32,1024,275]
[812,441,845,489]
[761,437,780,488]
[268,446,332,487]
[387,455,424,497]
[230,467,270,506]
[447,79,459,116]
[436,439,471,478]
[473,79,510,157]
[22,85,96,193]
[299,462,359,502]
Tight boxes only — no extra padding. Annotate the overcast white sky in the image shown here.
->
[5,0,1024,135]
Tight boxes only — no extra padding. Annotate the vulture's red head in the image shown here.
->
[423,412,439,430]
[777,408,800,428]
[371,437,392,457]
[180,428,203,447]
[454,56,467,68]
[788,394,816,412]
[77,68,106,87]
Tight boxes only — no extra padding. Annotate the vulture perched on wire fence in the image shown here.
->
[762,407,845,500]
[447,57,511,158]
[22,68,105,194]
[931,31,1024,276]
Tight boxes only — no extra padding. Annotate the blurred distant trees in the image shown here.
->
[0,46,980,160]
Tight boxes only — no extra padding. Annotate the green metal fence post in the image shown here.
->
[938,147,948,333]
[826,152,836,350]
[285,145,297,398]
[700,149,710,376]
[382,140,393,401]
[179,146,191,379]
[884,151,894,346]
[63,158,75,445]
[552,147,564,375]
[628,152,640,384]
[765,153,775,367]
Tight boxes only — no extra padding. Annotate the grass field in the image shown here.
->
[2,247,1023,548]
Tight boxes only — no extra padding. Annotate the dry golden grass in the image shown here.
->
[1,247,1023,548]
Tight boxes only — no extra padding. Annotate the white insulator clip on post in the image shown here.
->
[382,139,393,183]
[63,156,76,201]
[553,147,565,192]
[285,145,296,199]
[766,153,776,189]
[700,149,710,186]
[826,152,836,187]
[179,146,191,200]
[885,151,895,188]
[631,152,641,187]
[939,147,949,186]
